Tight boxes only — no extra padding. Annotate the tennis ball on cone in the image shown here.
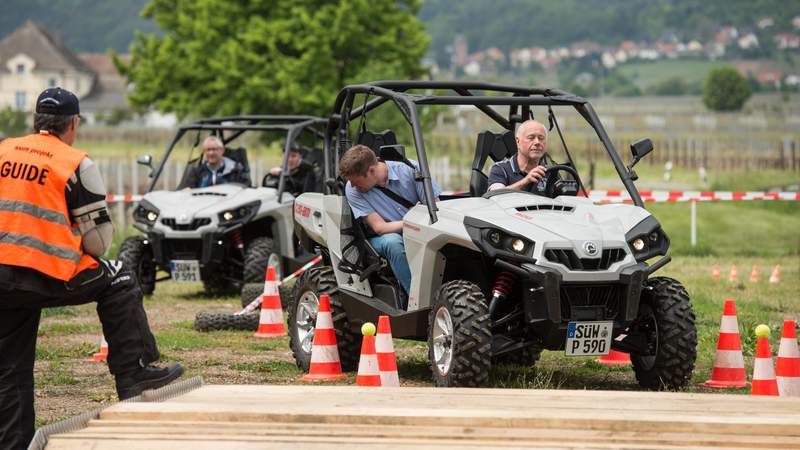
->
[361,322,376,336]
[755,324,770,338]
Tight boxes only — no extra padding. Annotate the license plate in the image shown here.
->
[169,260,201,282]
[565,321,613,356]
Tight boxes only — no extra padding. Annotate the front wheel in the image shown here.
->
[117,236,156,295]
[428,280,492,387]
[631,276,697,390]
[286,267,360,372]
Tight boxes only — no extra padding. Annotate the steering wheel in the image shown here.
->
[543,164,580,198]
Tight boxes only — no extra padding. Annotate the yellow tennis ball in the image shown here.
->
[361,322,376,336]
[755,324,770,338]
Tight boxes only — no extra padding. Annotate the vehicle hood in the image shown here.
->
[143,184,279,217]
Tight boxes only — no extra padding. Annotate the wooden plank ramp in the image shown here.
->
[46,385,800,449]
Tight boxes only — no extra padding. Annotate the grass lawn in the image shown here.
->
[614,60,718,91]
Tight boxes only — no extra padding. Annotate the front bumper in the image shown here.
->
[147,229,232,268]
[500,260,648,350]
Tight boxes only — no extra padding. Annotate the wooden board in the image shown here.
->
[46,385,800,449]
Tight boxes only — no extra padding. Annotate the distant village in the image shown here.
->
[442,15,800,89]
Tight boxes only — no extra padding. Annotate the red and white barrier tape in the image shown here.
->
[107,191,799,204]
[235,255,323,315]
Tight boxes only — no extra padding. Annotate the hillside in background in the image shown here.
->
[1,0,797,56]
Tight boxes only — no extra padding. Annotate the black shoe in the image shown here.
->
[115,363,184,400]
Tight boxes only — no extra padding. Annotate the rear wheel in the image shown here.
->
[287,267,360,372]
[428,280,492,387]
[117,236,156,295]
[631,277,697,390]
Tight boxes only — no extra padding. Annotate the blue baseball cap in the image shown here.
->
[36,87,80,116]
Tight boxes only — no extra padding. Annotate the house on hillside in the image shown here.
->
[0,21,95,112]
[774,33,800,50]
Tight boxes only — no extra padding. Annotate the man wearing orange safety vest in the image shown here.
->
[0,88,183,448]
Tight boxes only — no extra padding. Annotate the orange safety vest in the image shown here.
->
[0,132,98,281]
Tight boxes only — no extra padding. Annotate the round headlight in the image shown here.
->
[223,211,234,221]
[511,238,526,253]
[146,211,158,222]
[488,230,501,245]
[632,238,645,251]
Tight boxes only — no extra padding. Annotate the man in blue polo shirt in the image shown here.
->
[339,144,442,297]
[488,119,550,195]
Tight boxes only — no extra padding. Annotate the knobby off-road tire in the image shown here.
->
[243,237,278,284]
[287,267,360,372]
[241,282,293,310]
[492,341,543,367]
[428,280,492,387]
[117,236,156,295]
[631,276,697,390]
[194,311,259,332]
[202,271,239,296]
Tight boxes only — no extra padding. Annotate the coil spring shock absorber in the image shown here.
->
[489,271,516,317]
[231,228,244,250]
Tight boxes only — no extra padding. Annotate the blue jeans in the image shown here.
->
[368,233,411,294]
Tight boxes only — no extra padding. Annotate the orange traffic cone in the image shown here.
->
[598,349,632,366]
[769,264,781,284]
[356,323,381,387]
[711,264,721,281]
[89,334,108,362]
[253,266,286,338]
[376,315,400,386]
[704,299,747,388]
[749,265,760,283]
[299,294,347,382]
[728,265,738,282]
[776,320,800,397]
[751,325,779,396]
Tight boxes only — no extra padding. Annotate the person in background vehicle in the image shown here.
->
[487,119,550,195]
[339,144,441,303]
[179,135,251,188]
[264,147,319,195]
[0,87,183,448]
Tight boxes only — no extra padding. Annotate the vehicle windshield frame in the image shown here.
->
[149,115,327,200]
[325,81,644,224]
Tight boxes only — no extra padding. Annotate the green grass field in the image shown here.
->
[614,60,718,91]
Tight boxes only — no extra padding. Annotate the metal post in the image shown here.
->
[116,161,125,235]
[690,200,697,248]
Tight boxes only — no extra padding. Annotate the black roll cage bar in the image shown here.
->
[325,81,644,224]
[147,115,327,202]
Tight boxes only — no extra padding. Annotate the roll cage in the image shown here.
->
[324,81,645,224]
[148,115,327,201]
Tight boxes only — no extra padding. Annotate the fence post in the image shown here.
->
[690,200,697,249]
[116,160,125,235]
[131,158,138,196]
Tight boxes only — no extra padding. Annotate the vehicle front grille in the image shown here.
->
[544,248,626,271]
[516,204,574,212]
[161,218,211,231]
[560,284,623,321]
[163,239,203,260]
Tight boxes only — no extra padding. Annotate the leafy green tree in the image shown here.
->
[0,107,28,138]
[116,0,430,119]
[703,66,752,111]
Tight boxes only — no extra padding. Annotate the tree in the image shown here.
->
[115,0,430,119]
[703,66,752,111]
[0,107,28,138]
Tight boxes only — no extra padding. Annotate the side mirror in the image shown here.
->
[629,138,653,168]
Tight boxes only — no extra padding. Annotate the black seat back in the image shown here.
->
[469,131,515,196]
[357,129,397,154]
[224,146,250,173]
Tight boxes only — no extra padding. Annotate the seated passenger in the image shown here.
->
[339,144,441,297]
[264,147,319,195]
[488,119,550,195]
[180,136,251,188]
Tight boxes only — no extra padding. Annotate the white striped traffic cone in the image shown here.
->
[728,265,738,282]
[299,294,346,382]
[769,264,781,283]
[88,334,108,362]
[751,325,779,396]
[704,299,747,388]
[356,323,381,387]
[253,266,286,338]
[749,265,760,283]
[776,320,800,397]
[376,315,400,387]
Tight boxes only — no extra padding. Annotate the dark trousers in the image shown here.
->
[0,259,160,449]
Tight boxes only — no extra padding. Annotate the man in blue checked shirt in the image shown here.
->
[339,144,442,297]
